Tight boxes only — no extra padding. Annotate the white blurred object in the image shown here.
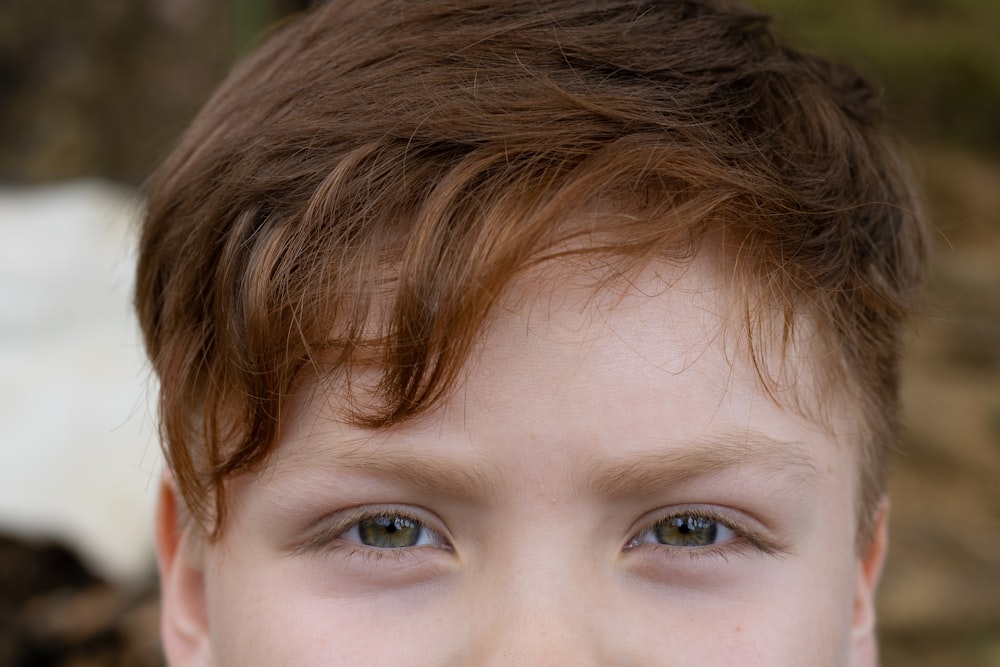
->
[0,179,160,585]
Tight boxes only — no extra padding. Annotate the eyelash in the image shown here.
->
[297,507,451,561]
[299,506,779,565]
[624,507,778,561]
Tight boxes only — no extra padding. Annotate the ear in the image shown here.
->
[156,475,213,666]
[850,498,890,667]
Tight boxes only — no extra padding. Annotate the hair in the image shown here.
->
[135,0,927,547]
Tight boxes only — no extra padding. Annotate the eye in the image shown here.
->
[627,512,739,549]
[337,511,448,550]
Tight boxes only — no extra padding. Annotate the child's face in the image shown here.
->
[158,254,887,666]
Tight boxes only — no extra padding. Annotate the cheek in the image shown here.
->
[744,570,856,664]
[200,548,859,666]
[203,548,336,665]
[614,558,858,665]
[203,550,457,666]
[759,546,858,663]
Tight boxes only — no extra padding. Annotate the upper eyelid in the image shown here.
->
[629,505,740,533]
[625,506,774,553]
[292,505,451,554]
[291,504,780,556]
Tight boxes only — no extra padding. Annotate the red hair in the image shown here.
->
[135,0,927,544]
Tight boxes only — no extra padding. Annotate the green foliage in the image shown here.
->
[759,0,1000,154]
[229,0,279,57]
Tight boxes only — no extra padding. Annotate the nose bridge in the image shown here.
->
[471,547,613,666]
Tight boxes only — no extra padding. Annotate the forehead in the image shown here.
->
[453,248,842,427]
[276,252,857,496]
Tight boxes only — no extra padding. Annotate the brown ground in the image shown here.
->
[879,145,1000,667]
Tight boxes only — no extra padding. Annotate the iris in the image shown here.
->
[356,515,424,548]
[653,516,719,547]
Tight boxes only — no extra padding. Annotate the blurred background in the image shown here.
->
[0,0,997,665]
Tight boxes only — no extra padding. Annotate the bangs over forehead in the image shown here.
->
[135,0,927,540]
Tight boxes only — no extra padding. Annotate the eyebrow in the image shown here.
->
[583,431,821,499]
[278,429,819,501]
[279,438,502,502]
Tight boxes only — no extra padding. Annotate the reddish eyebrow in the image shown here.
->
[272,427,818,503]
[326,447,501,501]
[584,431,820,499]
[273,433,502,502]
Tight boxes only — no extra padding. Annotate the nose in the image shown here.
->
[467,558,623,666]
[480,601,599,665]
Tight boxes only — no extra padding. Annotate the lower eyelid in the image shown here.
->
[641,539,761,566]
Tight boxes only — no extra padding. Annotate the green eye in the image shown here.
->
[653,516,721,547]
[630,513,738,549]
[355,515,425,548]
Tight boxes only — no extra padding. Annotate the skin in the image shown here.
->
[157,255,888,666]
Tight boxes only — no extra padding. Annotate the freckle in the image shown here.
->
[735,626,743,633]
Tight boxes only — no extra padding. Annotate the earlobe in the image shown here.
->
[155,475,213,667]
[851,498,890,667]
